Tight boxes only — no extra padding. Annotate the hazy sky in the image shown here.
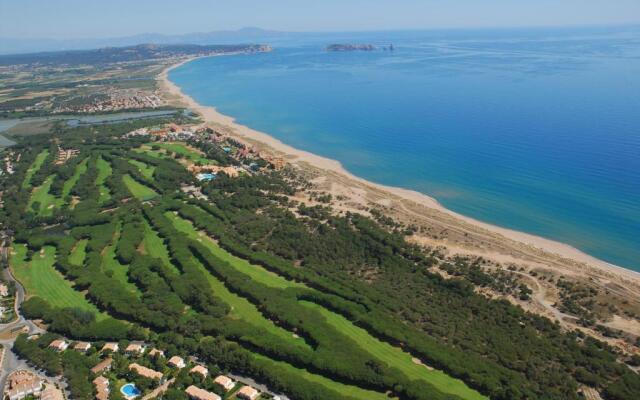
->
[2,0,639,38]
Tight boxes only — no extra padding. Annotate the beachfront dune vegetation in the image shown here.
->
[0,119,638,400]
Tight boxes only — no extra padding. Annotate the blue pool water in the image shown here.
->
[121,383,141,398]
[170,26,640,271]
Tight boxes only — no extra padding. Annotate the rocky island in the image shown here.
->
[326,43,376,51]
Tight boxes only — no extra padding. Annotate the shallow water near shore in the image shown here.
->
[170,26,640,271]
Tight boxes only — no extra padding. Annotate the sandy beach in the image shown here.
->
[158,56,640,343]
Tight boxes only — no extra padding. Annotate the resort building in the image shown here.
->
[213,375,235,392]
[40,384,64,400]
[101,342,119,353]
[188,164,240,178]
[168,355,186,369]
[129,363,163,380]
[189,365,209,378]
[237,386,260,400]
[91,357,113,374]
[5,370,43,400]
[93,377,110,400]
[148,348,165,358]
[48,339,69,352]
[185,385,221,400]
[125,343,146,355]
[73,341,91,352]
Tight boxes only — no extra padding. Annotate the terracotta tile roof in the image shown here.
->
[185,385,221,400]
[129,363,163,380]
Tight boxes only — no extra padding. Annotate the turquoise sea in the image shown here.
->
[170,26,640,271]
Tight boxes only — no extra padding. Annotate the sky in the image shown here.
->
[1,0,640,39]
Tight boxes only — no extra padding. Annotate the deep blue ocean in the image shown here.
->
[170,26,640,271]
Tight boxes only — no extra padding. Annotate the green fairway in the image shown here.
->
[156,142,213,164]
[167,212,304,289]
[11,244,105,319]
[141,221,180,274]
[300,301,487,400]
[28,175,57,216]
[165,212,307,348]
[129,159,155,180]
[134,147,166,160]
[69,239,88,266]
[123,174,157,200]
[22,149,49,189]
[252,354,391,400]
[58,157,88,206]
[102,227,141,297]
[95,156,112,203]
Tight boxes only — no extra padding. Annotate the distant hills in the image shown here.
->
[0,43,271,66]
[0,27,287,55]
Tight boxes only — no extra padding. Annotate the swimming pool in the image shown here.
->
[120,383,141,399]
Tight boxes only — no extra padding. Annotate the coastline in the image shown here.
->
[159,57,640,283]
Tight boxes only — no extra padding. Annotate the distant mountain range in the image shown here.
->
[0,27,290,55]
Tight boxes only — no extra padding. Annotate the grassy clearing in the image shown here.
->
[165,212,307,348]
[167,213,303,289]
[141,220,180,274]
[28,175,57,216]
[58,157,88,206]
[95,156,112,203]
[134,146,166,160]
[252,354,391,400]
[10,244,106,319]
[69,239,88,266]
[22,149,49,189]
[300,301,487,400]
[129,159,155,180]
[123,174,157,201]
[156,142,213,164]
[102,227,141,297]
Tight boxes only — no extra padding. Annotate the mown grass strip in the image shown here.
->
[57,157,88,207]
[10,244,106,320]
[165,212,307,348]
[68,239,88,267]
[140,220,180,274]
[102,240,141,298]
[129,159,155,180]
[156,142,213,164]
[123,174,157,201]
[28,175,57,216]
[300,301,487,400]
[22,149,49,189]
[95,156,112,203]
[252,354,391,400]
[168,213,303,289]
